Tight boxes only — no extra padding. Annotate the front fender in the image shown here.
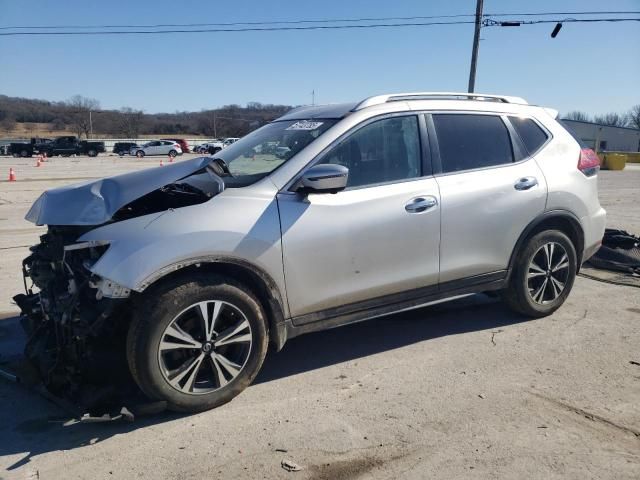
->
[78,190,286,305]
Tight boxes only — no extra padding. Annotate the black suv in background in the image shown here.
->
[113,142,138,156]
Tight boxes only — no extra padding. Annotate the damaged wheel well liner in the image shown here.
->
[136,258,288,351]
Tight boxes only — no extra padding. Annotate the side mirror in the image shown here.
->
[294,164,349,194]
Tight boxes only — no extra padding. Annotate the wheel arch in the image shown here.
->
[507,210,585,281]
[136,257,288,351]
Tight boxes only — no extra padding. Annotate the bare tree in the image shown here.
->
[562,111,591,122]
[65,95,99,138]
[116,107,144,138]
[593,112,629,127]
[626,105,640,130]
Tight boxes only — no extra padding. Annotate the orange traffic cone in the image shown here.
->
[42,152,48,161]
[168,154,173,163]
[160,158,164,167]
[35,156,42,167]
[8,168,16,182]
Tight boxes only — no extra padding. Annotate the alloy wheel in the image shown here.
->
[526,242,570,304]
[158,300,252,395]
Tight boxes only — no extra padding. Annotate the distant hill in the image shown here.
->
[0,95,293,139]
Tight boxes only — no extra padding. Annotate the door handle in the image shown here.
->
[405,196,438,213]
[514,176,538,191]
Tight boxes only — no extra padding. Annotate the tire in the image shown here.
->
[20,149,29,158]
[168,149,177,158]
[127,274,269,413]
[502,230,577,317]
[12,152,18,158]
[136,150,145,158]
[87,149,97,157]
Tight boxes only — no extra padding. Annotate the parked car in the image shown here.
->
[15,92,605,414]
[113,142,138,156]
[223,137,239,147]
[10,136,105,157]
[162,138,190,153]
[194,140,224,154]
[130,140,182,157]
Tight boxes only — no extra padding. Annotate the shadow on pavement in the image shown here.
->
[0,294,533,472]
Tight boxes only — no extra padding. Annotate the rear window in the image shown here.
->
[509,116,549,155]
[432,114,514,173]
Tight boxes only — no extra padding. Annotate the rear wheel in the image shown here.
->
[503,230,577,317]
[136,150,145,158]
[87,149,97,157]
[127,274,269,412]
[168,149,177,158]
[20,149,29,158]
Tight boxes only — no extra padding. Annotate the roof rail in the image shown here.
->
[353,92,528,111]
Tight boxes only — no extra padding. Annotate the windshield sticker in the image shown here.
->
[286,120,324,131]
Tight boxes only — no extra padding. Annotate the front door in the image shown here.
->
[277,115,441,321]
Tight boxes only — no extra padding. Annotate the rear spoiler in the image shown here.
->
[542,107,559,119]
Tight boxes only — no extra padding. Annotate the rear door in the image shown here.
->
[427,112,548,284]
[277,114,441,321]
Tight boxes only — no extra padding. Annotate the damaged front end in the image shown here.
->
[13,227,133,407]
[9,157,226,414]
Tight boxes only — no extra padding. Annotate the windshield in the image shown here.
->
[214,119,338,187]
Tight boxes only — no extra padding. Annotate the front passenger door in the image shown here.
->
[277,115,441,321]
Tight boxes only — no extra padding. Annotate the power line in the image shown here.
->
[0,11,638,31]
[0,16,638,36]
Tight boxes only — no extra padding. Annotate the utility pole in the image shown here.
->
[467,0,484,93]
[89,110,93,138]
[311,89,315,106]
[213,111,217,138]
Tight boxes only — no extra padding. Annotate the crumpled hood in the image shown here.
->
[26,157,214,226]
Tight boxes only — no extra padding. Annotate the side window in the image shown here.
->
[433,114,514,173]
[508,116,549,155]
[319,116,421,188]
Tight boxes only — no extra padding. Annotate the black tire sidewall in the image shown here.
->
[510,230,577,316]
[169,150,177,157]
[128,276,268,412]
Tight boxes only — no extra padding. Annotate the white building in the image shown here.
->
[562,120,640,152]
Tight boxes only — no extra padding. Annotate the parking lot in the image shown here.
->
[0,156,639,479]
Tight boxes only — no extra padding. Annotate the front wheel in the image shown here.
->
[127,274,269,412]
[502,230,577,317]
[136,150,145,158]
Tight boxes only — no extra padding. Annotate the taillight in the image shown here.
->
[578,148,600,176]
[174,144,180,149]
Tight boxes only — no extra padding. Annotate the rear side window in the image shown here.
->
[432,114,514,173]
[509,116,549,155]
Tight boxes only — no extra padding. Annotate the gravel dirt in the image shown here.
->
[0,156,638,479]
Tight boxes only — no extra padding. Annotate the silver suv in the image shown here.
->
[16,92,606,413]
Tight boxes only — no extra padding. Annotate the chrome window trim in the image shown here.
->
[424,110,542,177]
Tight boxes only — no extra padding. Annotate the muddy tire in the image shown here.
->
[502,230,577,317]
[127,274,269,413]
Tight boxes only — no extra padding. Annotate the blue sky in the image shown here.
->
[0,0,638,115]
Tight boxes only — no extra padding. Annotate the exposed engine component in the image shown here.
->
[13,227,132,406]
